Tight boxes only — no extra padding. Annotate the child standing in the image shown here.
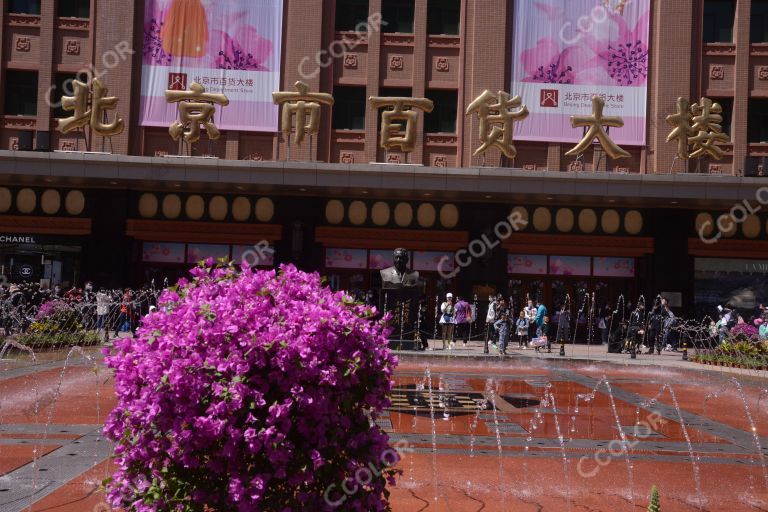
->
[516,311,528,349]
[542,315,552,353]
[494,311,511,355]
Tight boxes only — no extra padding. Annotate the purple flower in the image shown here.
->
[143,17,173,66]
[212,26,273,71]
[103,262,399,511]
[521,38,592,84]
[586,10,650,86]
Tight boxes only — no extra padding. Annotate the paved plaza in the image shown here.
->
[1,344,768,511]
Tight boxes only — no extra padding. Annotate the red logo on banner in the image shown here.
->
[540,89,559,108]
[168,73,187,91]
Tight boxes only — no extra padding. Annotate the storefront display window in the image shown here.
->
[695,258,768,315]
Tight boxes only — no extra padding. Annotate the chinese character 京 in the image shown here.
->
[465,90,529,159]
[165,82,229,144]
[56,78,125,137]
[565,95,630,160]
[272,81,335,146]
[369,96,434,153]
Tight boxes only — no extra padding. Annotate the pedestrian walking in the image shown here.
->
[439,294,456,350]
[454,296,471,345]
[494,311,511,355]
[516,311,529,348]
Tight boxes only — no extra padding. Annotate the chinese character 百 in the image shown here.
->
[165,82,229,144]
[465,90,529,159]
[272,81,335,146]
[369,96,434,153]
[565,95,630,160]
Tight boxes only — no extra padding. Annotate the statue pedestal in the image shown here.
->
[382,287,424,351]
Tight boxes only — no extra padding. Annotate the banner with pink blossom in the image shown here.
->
[511,0,650,146]
[140,0,283,132]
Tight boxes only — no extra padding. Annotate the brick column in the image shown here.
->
[546,143,562,171]
[0,0,6,117]
[649,0,695,174]
[36,0,55,135]
[463,0,508,168]
[413,0,427,165]
[732,0,752,175]
[279,0,325,161]
[93,0,136,155]
[365,0,383,163]
[225,132,239,160]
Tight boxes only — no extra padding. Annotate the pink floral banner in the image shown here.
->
[142,242,185,263]
[593,257,635,277]
[507,254,548,275]
[549,256,592,276]
[140,0,283,132]
[325,248,367,270]
[511,0,650,145]
[412,252,455,272]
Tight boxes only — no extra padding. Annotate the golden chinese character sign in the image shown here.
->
[566,96,630,159]
[369,97,434,153]
[665,97,730,160]
[466,90,529,158]
[56,79,125,137]
[510,0,650,146]
[165,82,229,143]
[140,0,283,132]
[272,81,334,146]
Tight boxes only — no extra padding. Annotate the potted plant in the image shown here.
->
[104,261,400,511]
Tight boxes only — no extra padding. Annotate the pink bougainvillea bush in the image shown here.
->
[104,262,399,511]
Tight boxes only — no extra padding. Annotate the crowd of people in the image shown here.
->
[432,292,768,356]
[0,281,159,339]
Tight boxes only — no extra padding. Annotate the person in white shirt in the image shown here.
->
[524,299,537,341]
[95,288,111,334]
[439,293,456,350]
[484,294,500,354]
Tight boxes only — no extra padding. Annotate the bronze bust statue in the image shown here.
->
[380,248,420,289]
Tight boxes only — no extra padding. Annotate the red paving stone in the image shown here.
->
[390,454,768,511]
[23,459,115,512]
[0,444,59,475]
[0,366,116,425]
[2,356,768,511]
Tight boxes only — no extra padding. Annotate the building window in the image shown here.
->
[703,0,734,43]
[427,0,460,35]
[752,0,768,43]
[8,0,41,14]
[425,89,457,133]
[335,0,369,32]
[332,86,366,130]
[59,0,90,18]
[4,71,38,116]
[712,97,733,136]
[382,0,414,34]
[748,99,768,143]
